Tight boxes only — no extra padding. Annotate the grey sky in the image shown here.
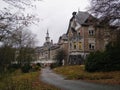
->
[0,0,90,46]
[31,0,90,46]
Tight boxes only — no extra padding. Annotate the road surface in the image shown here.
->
[40,67,120,90]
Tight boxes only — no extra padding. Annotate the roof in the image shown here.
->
[43,42,52,47]
[50,44,60,50]
[58,34,68,43]
[61,34,68,40]
[35,47,44,53]
[67,11,90,34]
[75,11,90,25]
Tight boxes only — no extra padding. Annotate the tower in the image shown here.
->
[45,30,50,43]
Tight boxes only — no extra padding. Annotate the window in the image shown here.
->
[74,42,76,49]
[89,43,95,50]
[89,30,94,36]
[70,43,72,49]
[79,42,82,50]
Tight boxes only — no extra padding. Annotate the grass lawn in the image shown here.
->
[0,70,60,90]
[54,65,120,85]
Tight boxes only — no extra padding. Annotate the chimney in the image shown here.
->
[72,12,77,17]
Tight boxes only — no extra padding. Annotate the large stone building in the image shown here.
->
[66,11,117,65]
[35,11,117,65]
[35,30,60,63]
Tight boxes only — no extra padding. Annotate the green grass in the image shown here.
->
[0,70,60,90]
[54,65,120,85]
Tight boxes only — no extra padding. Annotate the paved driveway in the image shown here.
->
[40,67,120,90]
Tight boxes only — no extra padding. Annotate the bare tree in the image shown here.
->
[14,29,36,64]
[0,0,40,44]
[13,29,36,48]
[0,5,37,65]
[2,0,42,9]
[89,0,120,26]
[0,0,40,69]
[0,7,37,46]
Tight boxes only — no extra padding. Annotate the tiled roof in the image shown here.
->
[75,11,90,25]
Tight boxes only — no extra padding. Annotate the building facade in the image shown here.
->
[35,30,60,63]
[66,11,115,65]
[58,34,68,65]
[35,11,117,65]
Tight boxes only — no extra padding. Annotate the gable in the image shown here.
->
[84,15,98,25]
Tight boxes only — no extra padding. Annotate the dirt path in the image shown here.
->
[40,67,120,90]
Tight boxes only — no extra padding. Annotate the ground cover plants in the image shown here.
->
[54,65,120,85]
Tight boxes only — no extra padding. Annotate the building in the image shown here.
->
[66,11,116,65]
[58,34,68,50]
[58,34,68,65]
[35,30,60,64]
[35,11,117,65]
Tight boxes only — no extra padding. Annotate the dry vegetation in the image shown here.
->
[54,65,120,85]
[0,70,60,90]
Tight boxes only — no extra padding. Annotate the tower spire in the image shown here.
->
[47,29,49,37]
[45,29,50,42]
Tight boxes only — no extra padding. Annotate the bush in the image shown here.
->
[9,64,21,69]
[85,51,106,72]
[50,63,60,69]
[0,46,15,73]
[36,63,41,67]
[7,64,21,73]
[31,64,41,71]
[85,42,120,72]
[105,42,120,71]
[21,64,31,73]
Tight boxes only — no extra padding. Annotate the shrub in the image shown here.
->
[21,64,31,73]
[105,43,120,71]
[36,63,41,67]
[7,64,21,73]
[85,51,106,72]
[31,64,41,71]
[50,63,59,69]
[9,64,21,69]
[85,42,120,72]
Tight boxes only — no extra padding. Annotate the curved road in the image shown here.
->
[40,67,120,90]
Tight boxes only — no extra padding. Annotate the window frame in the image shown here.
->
[89,43,95,50]
[89,30,95,36]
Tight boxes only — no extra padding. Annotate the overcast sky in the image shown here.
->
[0,0,90,46]
[32,0,90,46]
